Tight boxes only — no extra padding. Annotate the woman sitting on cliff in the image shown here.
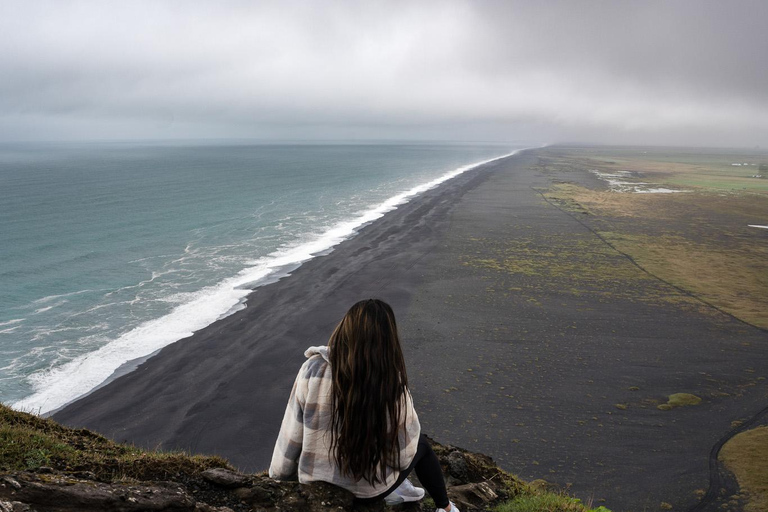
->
[269,299,458,511]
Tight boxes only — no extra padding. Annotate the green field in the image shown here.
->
[565,146,768,193]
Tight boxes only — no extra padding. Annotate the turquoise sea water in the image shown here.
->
[0,141,525,413]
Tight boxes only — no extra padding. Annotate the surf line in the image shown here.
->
[12,148,524,416]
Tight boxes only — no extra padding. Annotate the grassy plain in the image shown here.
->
[542,146,768,329]
[720,426,768,512]
[577,147,768,193]
[539,146,768,512]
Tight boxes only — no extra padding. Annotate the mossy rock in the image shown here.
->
[657,393,702,411]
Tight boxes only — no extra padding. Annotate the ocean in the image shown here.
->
[0,140,525,414]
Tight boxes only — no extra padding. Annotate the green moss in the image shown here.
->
[459,230,694,309]
[493,491,611,512]
[657,393,702,410]
[420,496,436,510]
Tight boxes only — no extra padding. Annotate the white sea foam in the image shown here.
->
[31,289,100,304]
[33,300,68,314]
[12,150,520,415]
[0,318,25,327]
[29,326,81,343]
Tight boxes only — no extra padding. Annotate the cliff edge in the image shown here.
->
[0,405,607,512]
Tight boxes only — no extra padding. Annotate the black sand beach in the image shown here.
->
[54,149,768,512]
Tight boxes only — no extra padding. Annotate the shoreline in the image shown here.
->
[15,148,522,416]
[53,147,768,511]
[52,150,528,461]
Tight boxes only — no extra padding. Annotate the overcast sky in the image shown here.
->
[1,0,767,146]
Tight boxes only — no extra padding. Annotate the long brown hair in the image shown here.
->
[328,299,409,484]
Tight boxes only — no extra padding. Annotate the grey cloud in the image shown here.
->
[0,0,766,145]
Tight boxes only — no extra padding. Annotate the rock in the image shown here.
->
[448,482,499,510]
[446,451,469,483]
[0,478,20,491]
[200,468,251,489]
[0,472,197,511]
[0,501,31,512]
[232,479,284,506]
[300,481,357,511]
[279,493,309,510]
[237,480,367,512]
[71,471,97,481]
[194,504,234,512]
[446,475,464,487]
[0,438,528,511]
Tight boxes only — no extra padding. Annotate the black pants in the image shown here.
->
[356,434,450,508]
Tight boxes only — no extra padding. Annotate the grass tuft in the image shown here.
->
[493,491,611,512]
[0,404,231,481]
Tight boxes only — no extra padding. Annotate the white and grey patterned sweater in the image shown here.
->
[268,345,421,498]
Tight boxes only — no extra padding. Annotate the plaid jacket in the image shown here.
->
[269,346,421,498]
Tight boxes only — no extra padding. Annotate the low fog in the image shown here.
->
[1,0,767,146]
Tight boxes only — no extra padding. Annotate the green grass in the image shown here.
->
[720,426,768,512]
[494,492,611,512]
[0,403,231,481]
[554,145,768,194]
[663,174,768,192]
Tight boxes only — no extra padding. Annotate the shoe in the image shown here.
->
[384,491,404,505]
[383,478,425,505]
[436,501,459,512]
[395,478,425,502]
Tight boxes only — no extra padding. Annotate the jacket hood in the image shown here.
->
[304,345,330,363]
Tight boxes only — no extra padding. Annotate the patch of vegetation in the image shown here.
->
[558,146,768,194]
[1,404,603,511]
[545,178,768,329]
[656,393,702,411]
[719,426,768,512]
[494,491,611,512]
[461,231,699,310]
[0,403,231,482]
[599,230,768,329]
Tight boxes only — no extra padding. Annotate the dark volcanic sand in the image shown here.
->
[55,149,768,512]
